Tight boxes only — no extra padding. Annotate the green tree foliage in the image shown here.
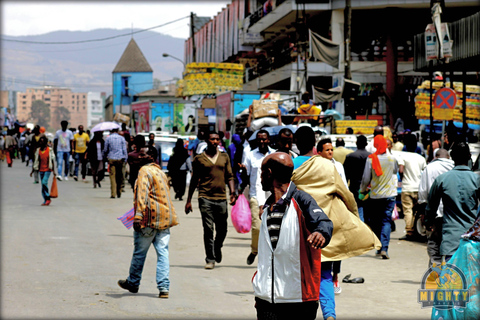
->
[30,100,50,127]
[54,106,71,124]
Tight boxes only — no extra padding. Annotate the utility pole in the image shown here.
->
[344,0,352,80]
[190,12,196,63]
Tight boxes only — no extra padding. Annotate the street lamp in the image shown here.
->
[162,53,186,68]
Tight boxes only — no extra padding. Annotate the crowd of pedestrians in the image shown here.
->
[4,118,479,319]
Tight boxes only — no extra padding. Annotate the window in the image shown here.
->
[83,106,85,109]
[60,101,63,104]
[72,101,75,104]
[22,101,26,104]
[121,76,130,96]
[83,101,85,104]
[83,95,85,98]
[72,107,74,110]
[45,98,50,101]
[60,95,63,98]
[44,90,50,94]
[23,95,26,98]
[32,95,35,99]
[22,107,26,110]
[72,95,74,98]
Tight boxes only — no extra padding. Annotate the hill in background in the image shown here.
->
[1,28,186,95]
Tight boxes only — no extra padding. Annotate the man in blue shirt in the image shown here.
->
[425,142,480,260]
[103,128,127,199]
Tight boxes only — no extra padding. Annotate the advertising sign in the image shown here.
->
[151,102,174,132]
[132,101,150,134]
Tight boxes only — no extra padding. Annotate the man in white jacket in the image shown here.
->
[418,148,454,266]
[253,152,332,320]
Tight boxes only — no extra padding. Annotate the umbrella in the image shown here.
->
[91,121,121,133]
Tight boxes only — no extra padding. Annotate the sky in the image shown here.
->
[1,1,231,39]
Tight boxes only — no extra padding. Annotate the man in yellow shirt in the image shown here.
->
[73,125,90,182]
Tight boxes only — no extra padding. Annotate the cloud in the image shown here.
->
[2,1,230,39]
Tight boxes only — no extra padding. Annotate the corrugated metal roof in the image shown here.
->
[113,38,153,73]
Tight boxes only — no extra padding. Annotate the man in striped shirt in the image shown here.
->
[118,148,178,299]
[103,128,127,199]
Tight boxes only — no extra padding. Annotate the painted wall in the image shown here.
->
[112,72,153,114]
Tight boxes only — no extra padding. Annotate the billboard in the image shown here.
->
[132,100,150,134]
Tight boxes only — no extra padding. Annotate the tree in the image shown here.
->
[30,100,50,128]
[54,107,71,125]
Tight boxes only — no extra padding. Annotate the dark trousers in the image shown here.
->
[172,170,188,199]
[108,159,124,198]
[426,217,443,267]
[198,197,228,263]
[255,297,319,320]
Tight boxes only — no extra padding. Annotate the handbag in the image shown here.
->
[231,194,252,233]
[391,204,399,221]
[50,175,58,198]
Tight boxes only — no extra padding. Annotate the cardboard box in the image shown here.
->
[113,113,130,124]
[197,109,209,125]
[252,100,278,119]
[202,98,216,109]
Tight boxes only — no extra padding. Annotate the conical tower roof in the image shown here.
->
[113,38,153,73]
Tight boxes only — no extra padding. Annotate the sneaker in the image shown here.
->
[33,181,39,184]
[117,279,138,293]
[73,176,78,181]
[64,176,69,181]
[41,200,51,206]
[82,178,87,182]
[381,251,390,260]
[57,176,63,181]
[246,253,257,265]
[205,262,215,269]
[159,291,169,299]
[399,234,414,241]
[333,279,342,295]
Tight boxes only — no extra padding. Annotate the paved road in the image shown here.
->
[1,160,431,319]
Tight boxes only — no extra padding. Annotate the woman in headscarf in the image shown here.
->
[167,138,192,201]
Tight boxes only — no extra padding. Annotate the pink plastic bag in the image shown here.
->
[231,194,252,233]
[392,204,399,221]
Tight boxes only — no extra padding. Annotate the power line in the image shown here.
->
[1,16,189,45]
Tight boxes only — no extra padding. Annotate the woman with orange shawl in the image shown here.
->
[359,135,399,259]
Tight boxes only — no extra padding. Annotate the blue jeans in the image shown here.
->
[370,197,396,253]
[74,152,87,179]
[39,171,51,202]
[319,261,335,319]
[127,228,170,292]
[57,151,70,177]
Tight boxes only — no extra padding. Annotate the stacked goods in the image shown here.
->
[175,79,184,97]
[414,81,480,126]
[183,63,244,96]
[252,100,279,119]
[335,120,378,134]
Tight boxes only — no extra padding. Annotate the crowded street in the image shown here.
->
[2,159,431,319]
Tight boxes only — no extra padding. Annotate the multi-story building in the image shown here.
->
[184,0,479,130]
[87,92,106,128]
[16,86,89,130]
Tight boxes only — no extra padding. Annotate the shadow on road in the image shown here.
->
[105,292,159,299]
